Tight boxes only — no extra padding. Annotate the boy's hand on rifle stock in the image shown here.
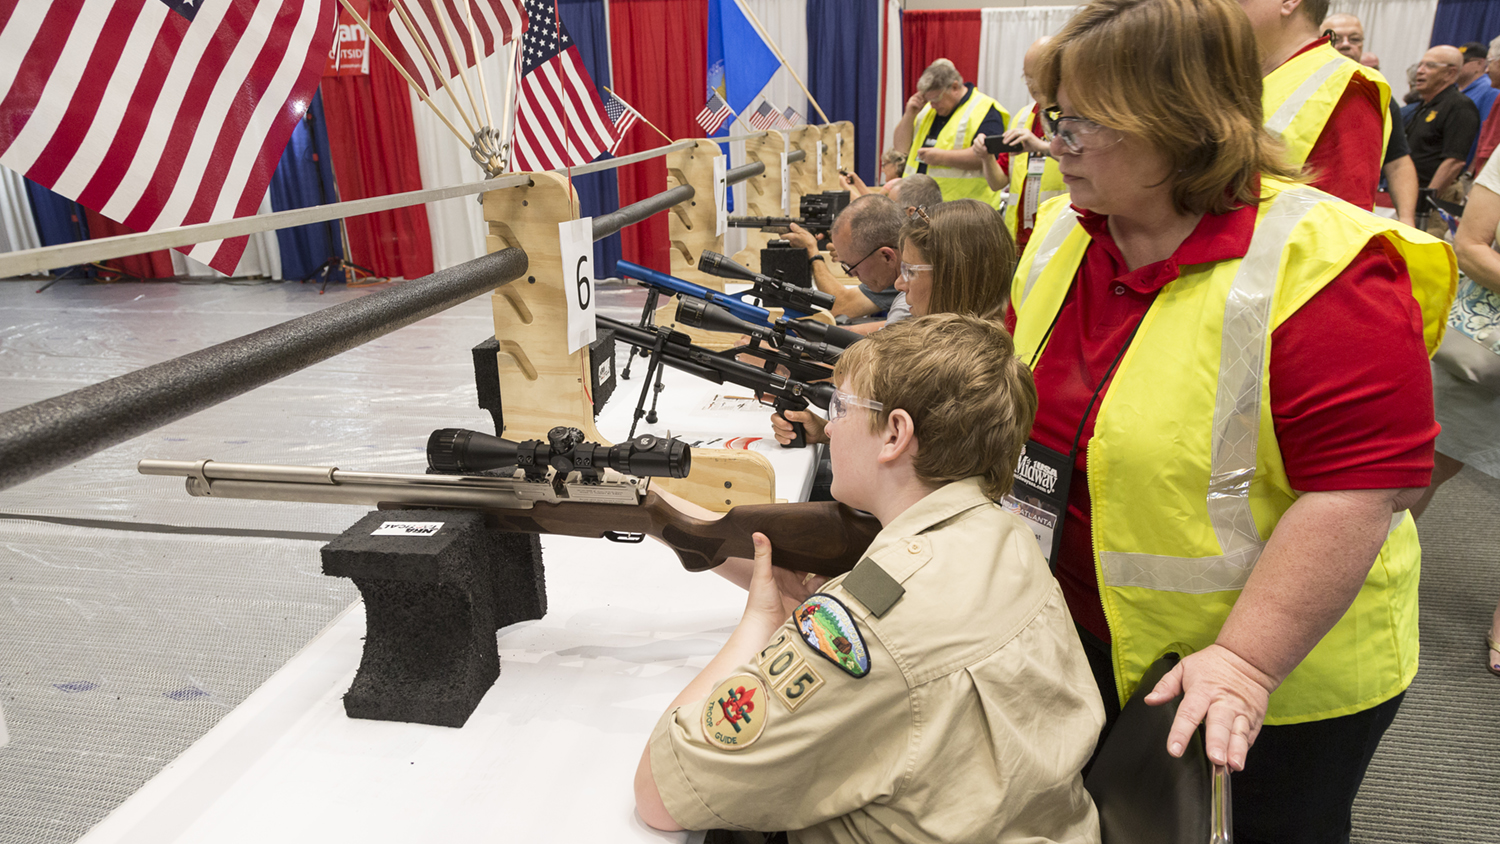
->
[743,533,821,628]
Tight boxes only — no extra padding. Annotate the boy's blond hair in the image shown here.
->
[832,314,1037,499]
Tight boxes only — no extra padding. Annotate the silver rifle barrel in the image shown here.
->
[137,459,538,509]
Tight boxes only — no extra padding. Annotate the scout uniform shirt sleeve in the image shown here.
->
[648,605,913,832]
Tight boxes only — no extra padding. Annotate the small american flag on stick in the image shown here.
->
[780,106,803,127]
[746,100,778,131]
[695,91,733,136]
[510,0,616,172]
[603,89,640,154]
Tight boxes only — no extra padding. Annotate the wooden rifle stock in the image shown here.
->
[447,492,878,576]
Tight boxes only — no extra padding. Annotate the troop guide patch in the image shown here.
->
[795,594,870,678]
[702,673,766,750]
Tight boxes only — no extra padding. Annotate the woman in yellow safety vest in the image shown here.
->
[1009,1,1455,841]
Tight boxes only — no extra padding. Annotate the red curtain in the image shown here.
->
[609,0,709,271]
[83,209,175,280]
[902,11,981,102]
[319,0,433,280]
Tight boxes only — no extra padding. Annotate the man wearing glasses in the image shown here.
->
[1239,0,1389,209]
[783,195,907,337]
[1406,45,1481,232]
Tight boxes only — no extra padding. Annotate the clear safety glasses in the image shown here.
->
[828,387,884,421]
[1041,106,1125,155]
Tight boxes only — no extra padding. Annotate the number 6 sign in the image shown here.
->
[559,217,597,354]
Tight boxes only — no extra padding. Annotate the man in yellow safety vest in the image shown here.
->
[893,58,1009,208]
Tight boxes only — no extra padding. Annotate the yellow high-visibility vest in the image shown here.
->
[904,88,1008,208]
[1002,103,1066,243]
[1264,41,1392,168]
[1011,179,1455,724]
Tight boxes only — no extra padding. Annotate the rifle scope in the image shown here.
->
[427,426,691,479]
[697,250,761,284]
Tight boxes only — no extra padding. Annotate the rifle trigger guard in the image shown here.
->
[603,531,646,544]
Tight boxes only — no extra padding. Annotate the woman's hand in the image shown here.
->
[1002,124,1051,155]
[770,409,829,445]
[1145,643,1277,771]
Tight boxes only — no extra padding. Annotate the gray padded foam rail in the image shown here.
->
[0,247,529,493]
[592,185,696,242]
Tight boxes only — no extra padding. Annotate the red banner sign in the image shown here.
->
[324,0,371,77]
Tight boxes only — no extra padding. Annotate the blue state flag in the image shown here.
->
[707,0,779,119]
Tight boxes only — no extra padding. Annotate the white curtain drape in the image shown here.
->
[976,5,1084,120]
[1329,0,1439,103]
[0,164,42,255]
[742,0,809,122]
[410,50,515,272]
[880,0,903,170]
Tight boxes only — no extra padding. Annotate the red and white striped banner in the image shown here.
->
[0,0,334,274]
[385,0,526,97]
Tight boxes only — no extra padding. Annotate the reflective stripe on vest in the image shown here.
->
[921,94,988,179]
[1020,204,1080,307]
[1096,189,1326,591]
[1262,44,1392,171]
[1265,57,1346,139]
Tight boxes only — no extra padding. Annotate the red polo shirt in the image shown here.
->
[1011,198,1437,642]
[1289,39,1386,210]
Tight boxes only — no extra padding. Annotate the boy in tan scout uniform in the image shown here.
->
[634,314,1105,843]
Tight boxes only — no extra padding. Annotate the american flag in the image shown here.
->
[603,90,640,155]
[510,0,616,172]
[0,0,333,275]
[695,91,732,136]
[386,0,527,97]
[780,107,803,127]
[746,100,778,131]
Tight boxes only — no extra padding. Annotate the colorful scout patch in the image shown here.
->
[702,673,767,750]
[795,594,869,678]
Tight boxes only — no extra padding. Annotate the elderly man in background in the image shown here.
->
[893,58,1009,208]
[1406,44,1481,235]
[1241,0,1389,209]
[1323,12,1419,226]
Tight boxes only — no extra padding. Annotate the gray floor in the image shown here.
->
[0,274,1496,842]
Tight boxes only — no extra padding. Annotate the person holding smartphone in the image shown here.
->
[971,37,1067,253]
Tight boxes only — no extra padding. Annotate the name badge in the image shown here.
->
[999,439,1073,569]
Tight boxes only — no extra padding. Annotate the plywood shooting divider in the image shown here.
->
[481,127,850,512]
